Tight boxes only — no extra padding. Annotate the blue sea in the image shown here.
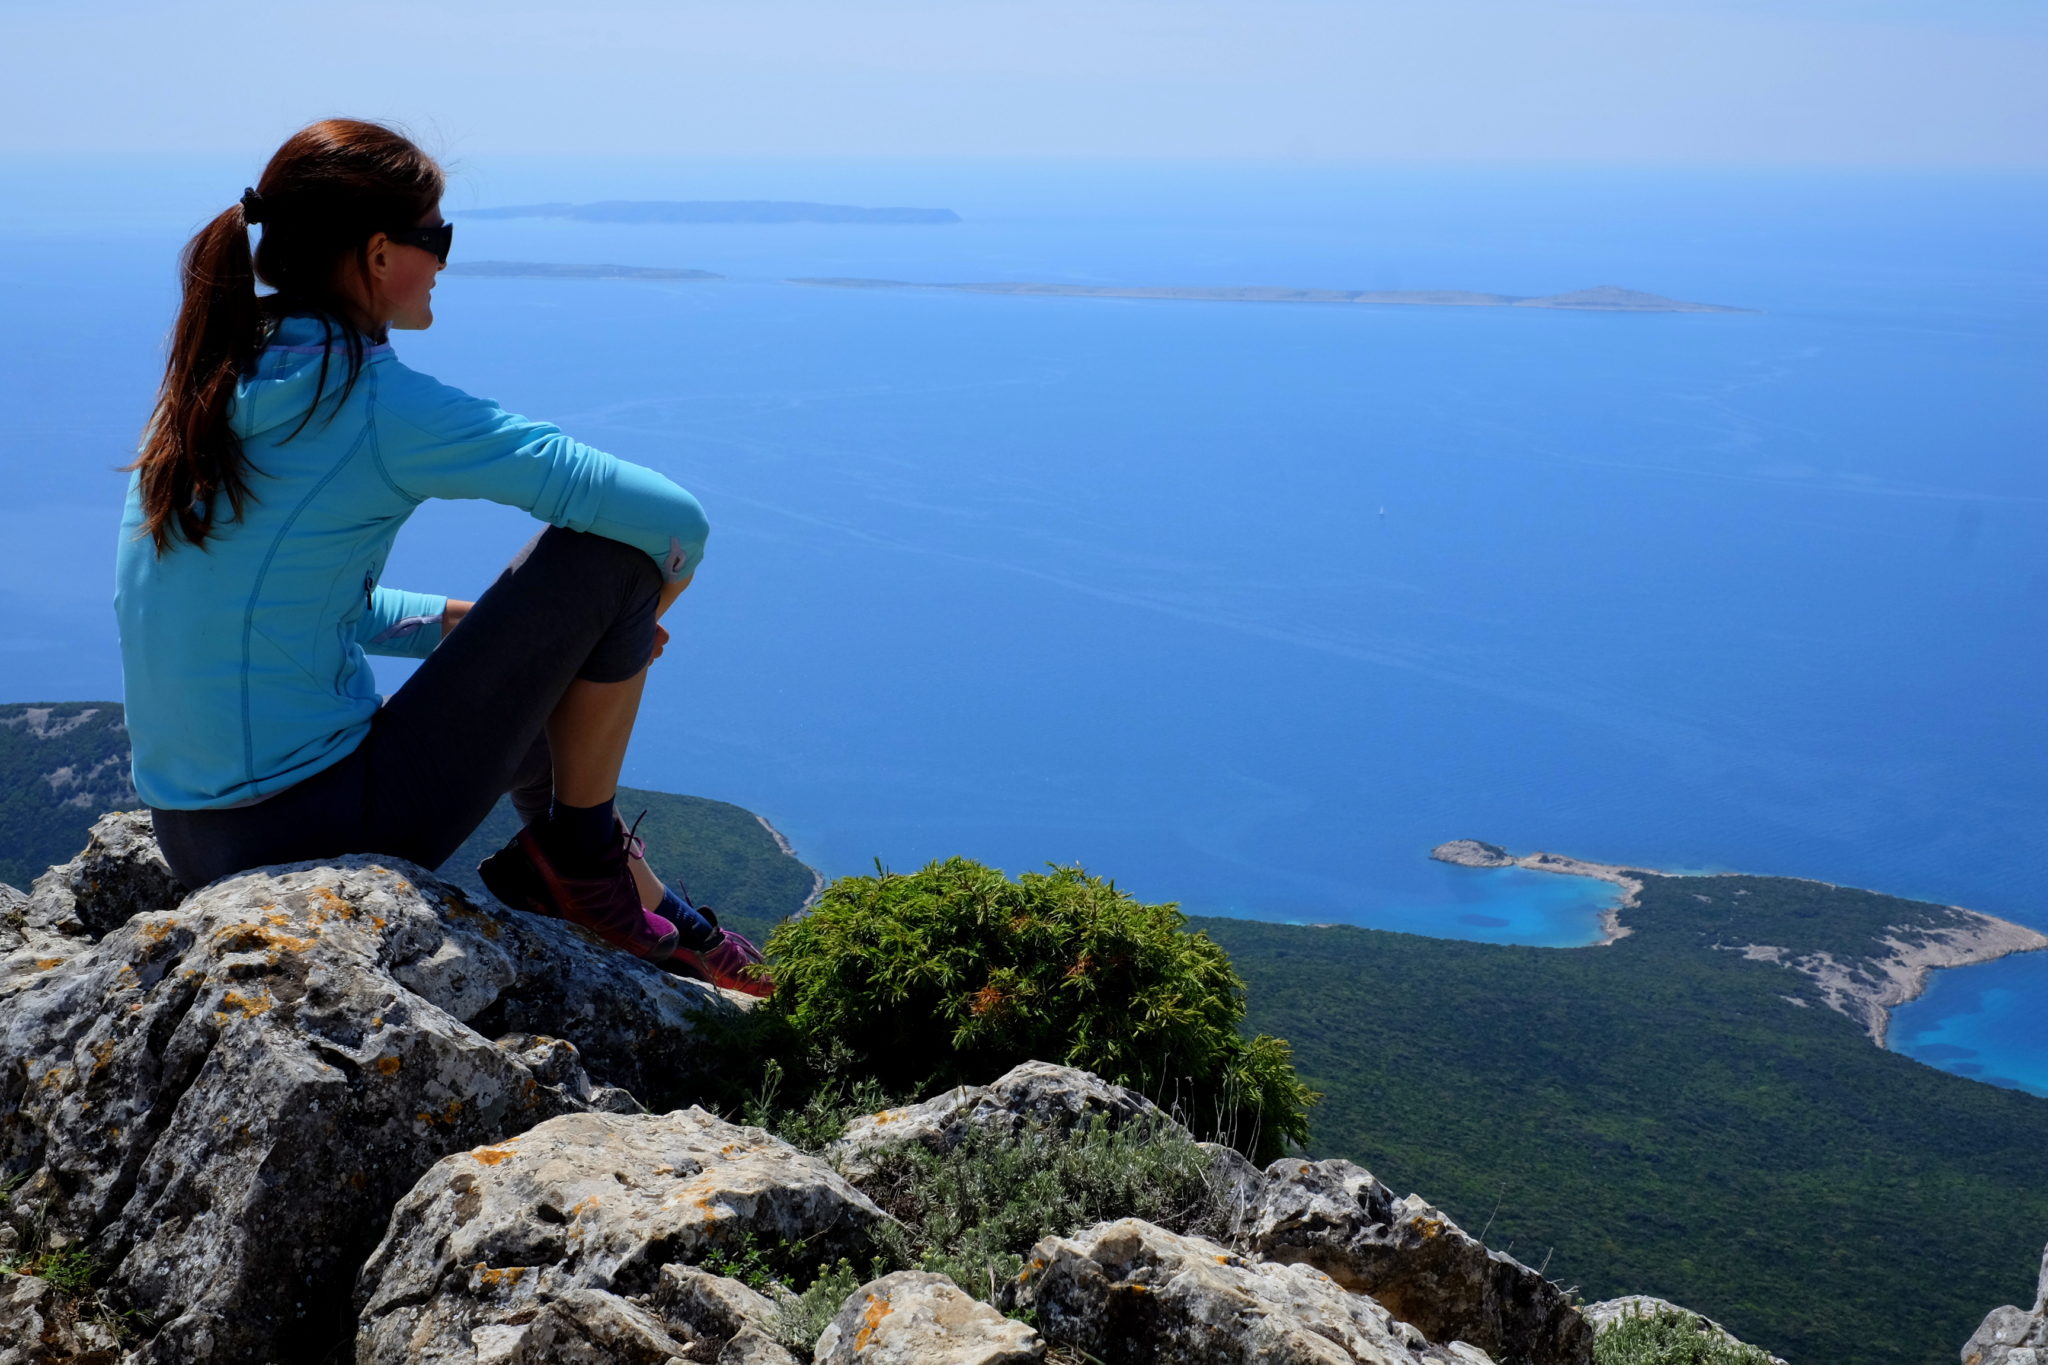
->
[1,157,2043,1092]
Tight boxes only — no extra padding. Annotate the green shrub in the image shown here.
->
[858,1116,1237,1297]
[695,1116,1239,1354]
[761,859,1316,1161]
[1594,1306,1778,1365]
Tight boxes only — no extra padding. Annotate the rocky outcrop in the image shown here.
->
[652,1265,798,1364]
[1013,1217,1494,1364]
[814,1271,1042,1364]
[355,1106,885,1362]
[0,812,738,1365]
[1963,1242,2048,1365]
[1248,1160,1590,1365]
[1428,841,1513,870]
[828,1060,1170,1176]
[0,810,183,997]
[1582,1296,1783,1363]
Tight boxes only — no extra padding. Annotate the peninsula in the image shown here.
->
[443,261,721,280]
[789,279,1752,313]
[461,200,961,225]
[1430,838,2048,1045]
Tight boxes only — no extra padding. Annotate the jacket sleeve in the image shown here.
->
[356,586,447,659]
[372,366,709,582]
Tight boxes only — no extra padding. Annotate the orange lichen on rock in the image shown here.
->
[475,1264,528,1290]
[854,1294,893,1351]
[213,988,276,1022]
[375,1056,403,1076]
[469,1144,518,1166]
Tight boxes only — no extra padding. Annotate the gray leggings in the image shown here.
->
[151,527,660,891]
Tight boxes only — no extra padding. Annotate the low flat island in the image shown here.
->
[443,261,721,281]
[461,200,961,225]
[790,280,1752,313]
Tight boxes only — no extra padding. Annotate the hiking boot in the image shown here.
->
[478,825,680,961]
[669,905,773,998]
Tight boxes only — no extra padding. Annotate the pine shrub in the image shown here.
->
[761,858,1316,1161]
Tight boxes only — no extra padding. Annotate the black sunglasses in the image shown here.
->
[386,221,454,264]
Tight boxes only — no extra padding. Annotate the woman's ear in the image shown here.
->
[362,232,394,283]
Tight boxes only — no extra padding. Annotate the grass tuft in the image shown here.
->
[1594,1305,1777,1365]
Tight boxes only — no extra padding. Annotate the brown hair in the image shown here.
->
[129,118,443,553]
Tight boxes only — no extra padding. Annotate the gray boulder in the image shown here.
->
[651,1264,800,1364]
[0,813,737,1365]
[828,1062,1170,1176]
[0,811,182,999]
[355,1106,884,1363]
[1248,1159,1590,1365]
[1011,1216,1493,1365]
[1963,1242,2048,1365]
[813,1270,1043,1364]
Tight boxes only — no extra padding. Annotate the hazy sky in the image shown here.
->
[5,0,2044,164]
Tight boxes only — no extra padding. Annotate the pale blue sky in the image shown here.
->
[4,0,2044,163]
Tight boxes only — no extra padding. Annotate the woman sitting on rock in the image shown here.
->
[114,117,768,995]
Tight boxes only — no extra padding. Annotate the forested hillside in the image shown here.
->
[1206,873,2048,1365]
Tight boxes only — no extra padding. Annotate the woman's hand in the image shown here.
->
[440,598,473,639]
[650,622,670,662]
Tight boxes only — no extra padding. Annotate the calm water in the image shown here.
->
[1891,953,2048,1097]
[0,158,2042,1064]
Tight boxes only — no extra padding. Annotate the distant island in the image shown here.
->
[790,279,1751,313]
[443,261,722,281]
[461,200,961,225]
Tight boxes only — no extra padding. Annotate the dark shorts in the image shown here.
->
[150,526,660,890]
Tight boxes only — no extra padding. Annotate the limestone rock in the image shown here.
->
[0,811,183,998]
[1011,1216,1490,1365]
[0,815,736,1365]
[465,1286,695,1364]
[649,1264,795,1361]
[813,1271,1042,1364]
[355,1107,886,1363]
[829,1062,1169,1176]
[0,1272,123,1365]
[1962,1242,2048,1365]
[1249,1160,1590,1365]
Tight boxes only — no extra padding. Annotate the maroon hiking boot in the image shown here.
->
[478,825,680,961]
[669,905,773,998]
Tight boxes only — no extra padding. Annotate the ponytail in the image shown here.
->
[127,118,443,554]
[129,203,264,554]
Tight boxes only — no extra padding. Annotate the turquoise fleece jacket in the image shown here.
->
[114,315,709,810]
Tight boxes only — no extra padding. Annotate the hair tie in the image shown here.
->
[239,187,265,225]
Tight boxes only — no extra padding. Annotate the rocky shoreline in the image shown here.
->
[754,813,826,911]
[1429,839,2048,1047]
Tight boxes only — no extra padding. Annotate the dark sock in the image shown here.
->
[659,886,720,951]
[537,796,617,875]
